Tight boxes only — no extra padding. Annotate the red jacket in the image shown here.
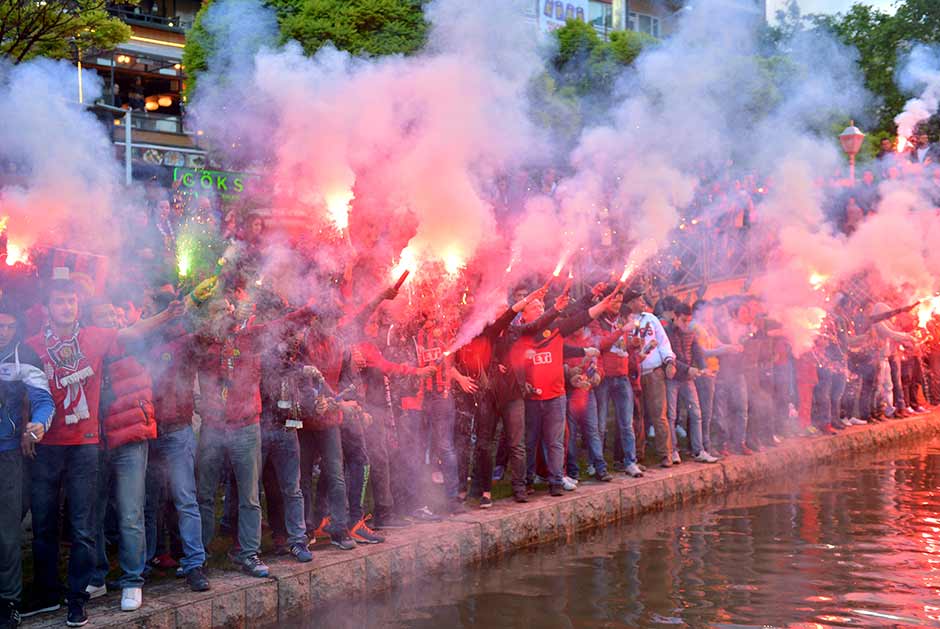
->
[101,354,156,449]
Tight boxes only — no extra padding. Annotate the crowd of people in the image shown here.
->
[1,128,940,629]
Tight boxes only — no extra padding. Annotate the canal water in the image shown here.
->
[311,440,940,629]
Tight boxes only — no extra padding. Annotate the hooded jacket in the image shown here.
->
[0,341,55,453]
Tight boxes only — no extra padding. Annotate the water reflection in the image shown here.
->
[307,442,940,629]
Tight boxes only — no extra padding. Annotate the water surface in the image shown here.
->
[311,440,940,628]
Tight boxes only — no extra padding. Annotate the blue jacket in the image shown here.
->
[0,342,54,453]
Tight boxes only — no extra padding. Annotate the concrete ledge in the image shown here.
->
[24,415,940,628]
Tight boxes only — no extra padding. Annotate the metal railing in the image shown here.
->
[114,110,185,135]
[107,4,193,31]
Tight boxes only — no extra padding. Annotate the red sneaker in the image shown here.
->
[821,424,838,435]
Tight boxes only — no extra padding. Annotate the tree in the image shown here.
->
[551,19,657,97]
[183,0,427,96]
[0,0,133,64]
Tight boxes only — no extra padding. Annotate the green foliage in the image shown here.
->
[0,0,134,63]
[551,19,657,97]
[808,0,940,137]
[184,0,427,97]
[279,0,428,58]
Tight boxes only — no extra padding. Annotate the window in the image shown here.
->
[628,11,660,37]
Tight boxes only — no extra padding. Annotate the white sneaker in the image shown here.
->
[839,418,853,428]
[625,463,644,478]
[693,451,719,463]
[671,451,682,465]
[86,584,106,600]
[121,587,142,612]
[885,406,896,418]
[848,418,868,426]
[906,406,917,415]
[586,464,596,477]
[915,406,929,414]
[562,475,579,486]
[561,477,577,491]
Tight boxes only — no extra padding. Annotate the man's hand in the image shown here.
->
[664,362,677,379]
[351,348,367,370]
[453,372,478,394]
[417,365,437,377]
[337,400,361,417]
[497,363,508,374]
[571,373,591,389]
[166,300,185,319]
[583,347,600,358]
[553,293,570,312]
[688,367,701,378]
[315,396,330,415]
[381,286,399,301]
[21,422,45,458]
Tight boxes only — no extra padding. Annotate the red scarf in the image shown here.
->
[43,323,94,425]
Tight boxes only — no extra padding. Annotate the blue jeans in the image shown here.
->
[261,427,307,546]
[525,396,567,487]
[30,444,99,603]
[91,440,148,589]
[148,426,205,574]
[0,450,23,605]
[716,372,748,449]
[596,376,637,466]
[566,390,607,478]
[197,423,262,561]
[813,367,846,427]
[695,375,716,452]
[302,426,348,536]
[425,396,459,501]
[667,379,705,456]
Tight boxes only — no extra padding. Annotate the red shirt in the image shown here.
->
[148,331,196,434]
[512,328,567,401]
[26,327,120,446]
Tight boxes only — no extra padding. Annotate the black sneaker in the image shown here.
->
[237,553,270,578]
[330,533,357,551]
[19,596,60,619]
[0,600,19,629]
[549,485,564,497]
[448,501,468,515]
[186,567,211,592]
[65,599,87,627]
[479,496,493,509]
[595,472,614,482]
[513,491,529,503]
[372,515,411,530]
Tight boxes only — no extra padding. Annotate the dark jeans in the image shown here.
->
[261,426,307,546]
[0,450,23,605]
[362,404,395,522]
[856,360,879,421]
[340,416,370,525]
[31,443,99,603]
[525,396,567,487]
[695,375,716,452]
[813,367,846,427]
[425,396,459,501]
[300,426,348,536]
[889,356,905,410]
[472,396,525,494]
[395,410,425,512]
[902,357,925,409]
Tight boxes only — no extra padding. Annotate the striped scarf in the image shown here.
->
[43,323,94,425]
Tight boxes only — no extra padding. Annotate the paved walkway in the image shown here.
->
[23,414,940,628]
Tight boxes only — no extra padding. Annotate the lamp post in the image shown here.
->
[839,120,865,185]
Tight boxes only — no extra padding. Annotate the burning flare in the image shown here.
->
[5,242,28,267]
[325,190,354,232]
[809,272,828,291]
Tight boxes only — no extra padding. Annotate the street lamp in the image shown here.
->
[839,120,865,184]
